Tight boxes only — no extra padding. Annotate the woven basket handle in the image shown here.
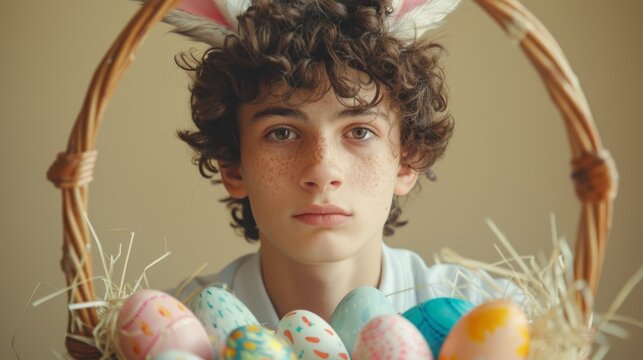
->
[46,0,181,358]
[47,0,617,358]
[473,0,618,312]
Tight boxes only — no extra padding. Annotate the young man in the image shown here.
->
[174,0,515,328]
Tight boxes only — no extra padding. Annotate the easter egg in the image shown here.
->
[223,324,296,360]
[330,286,396,353]
[189,286,259,354]
[276,309,349,360]
[117,289,213,360]
[353,314,433,360]
[402,297,475,357]
[152,350,204,360]
[439,299,530,360]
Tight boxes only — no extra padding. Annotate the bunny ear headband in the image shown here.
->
[135,0,461,47]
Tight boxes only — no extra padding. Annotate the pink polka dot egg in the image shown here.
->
[352,314,432,360]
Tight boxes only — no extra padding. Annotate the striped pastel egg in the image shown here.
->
[402,297,475,357]
[189,286,259,355]
[117,289,213,360]
[276,309,349,360]
[330,286,396,353]
[439,299,530,360]
[353,314,432,360]
[223,324,296,360]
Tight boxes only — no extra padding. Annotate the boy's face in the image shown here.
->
[220,79,418,265]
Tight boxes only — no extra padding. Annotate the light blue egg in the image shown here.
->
[330,286,396,353]
[402,297,475,358]
[152,349,204,360]
[189,286,259,355]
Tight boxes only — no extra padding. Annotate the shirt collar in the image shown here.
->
[230,243,408,328]
[231,252,281,329]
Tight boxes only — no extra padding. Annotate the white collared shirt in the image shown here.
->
[177,243,520,329]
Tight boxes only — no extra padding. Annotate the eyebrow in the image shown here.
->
[250,106,390,122]
[251,107,306,122]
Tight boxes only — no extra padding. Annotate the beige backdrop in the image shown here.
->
[2,0,641,358]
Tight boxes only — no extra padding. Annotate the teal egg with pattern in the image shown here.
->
[330,286,396,353]
[223,324,296,360]
[402,297,475,358]
[189,286,259,356]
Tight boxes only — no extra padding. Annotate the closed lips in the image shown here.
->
[292,205,352,226]
[292,204,351,216]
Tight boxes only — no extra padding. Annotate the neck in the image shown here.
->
[259,238,383,322]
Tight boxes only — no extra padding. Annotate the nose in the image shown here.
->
[299,136,344,192]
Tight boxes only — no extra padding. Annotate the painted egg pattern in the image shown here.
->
[330,286,396,353]
[189,286,259,352]
[223,324,296,360]
[277,309,349,360]
[353,314,433,360]
[117,289,213,360]
[152,349,204,360]
[402,297,474,357]
[439,299,530,360]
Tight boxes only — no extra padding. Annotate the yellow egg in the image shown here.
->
[439,299,530,360]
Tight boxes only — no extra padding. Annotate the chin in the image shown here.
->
[292,233,376,265]
[300,248,353,265]
[260,227,381,265]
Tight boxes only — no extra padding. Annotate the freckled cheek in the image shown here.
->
[349,153,399,194]
[242,151,298,196]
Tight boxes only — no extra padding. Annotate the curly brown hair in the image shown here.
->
[177,0,453,242]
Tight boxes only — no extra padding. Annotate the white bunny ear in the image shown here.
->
[212,0,253,26]
[132,0,252,46]
[163,8,233,46]
[389,0,462,40]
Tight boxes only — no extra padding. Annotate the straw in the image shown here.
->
[33,215,172,359]
[434,217,642,359]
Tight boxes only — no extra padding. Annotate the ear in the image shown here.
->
[394,164,419,196]
[218,161,247,199]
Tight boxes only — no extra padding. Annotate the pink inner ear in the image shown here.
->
[178,0,233,29]
[396,0,428,17]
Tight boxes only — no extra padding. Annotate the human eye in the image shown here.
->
[345,126,375,141]
[265,127,299,142]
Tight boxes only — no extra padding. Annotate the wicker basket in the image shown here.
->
[46,0,618,358]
